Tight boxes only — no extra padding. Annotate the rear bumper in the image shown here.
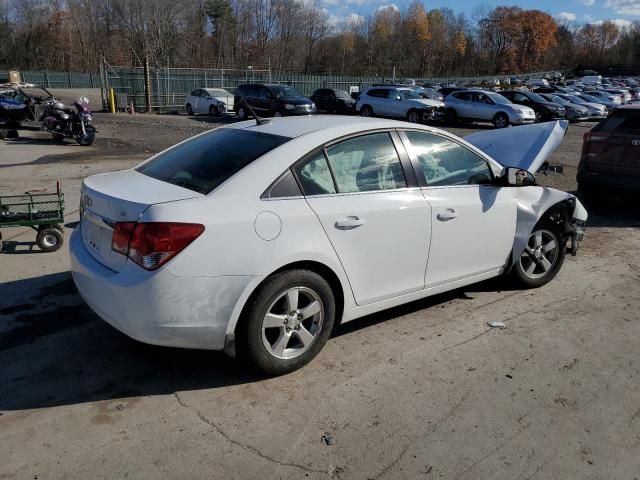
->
[69,227,254,350]
[577,170,640,193]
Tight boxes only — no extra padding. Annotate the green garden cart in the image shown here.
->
[0,181,65,252]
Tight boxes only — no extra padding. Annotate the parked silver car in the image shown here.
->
[444,90,535,128]
[539,94,589,122]
[585,90,622,105]
[577,93,619,111]
[355,86,444,123]
[557,94,607,120]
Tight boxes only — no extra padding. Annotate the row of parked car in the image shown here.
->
[184,77,640,129]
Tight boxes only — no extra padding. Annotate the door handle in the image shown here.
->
[335,216,366,229]
[436,209,457,221]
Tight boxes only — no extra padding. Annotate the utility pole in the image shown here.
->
[143,55,152,113]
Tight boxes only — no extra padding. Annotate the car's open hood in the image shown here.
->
[413,98,445,108]
[463,120,568,174]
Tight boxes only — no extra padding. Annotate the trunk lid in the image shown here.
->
[80,169,200,272]
[464,120,568,174]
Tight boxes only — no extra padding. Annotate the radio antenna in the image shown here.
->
[238,89,271,126]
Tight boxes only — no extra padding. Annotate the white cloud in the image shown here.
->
[555,11,577,22]
[612,17,633,27]
[376,3,399,12]
[604,0,640,16]
[345,12,365,24]
[579,0,596,6]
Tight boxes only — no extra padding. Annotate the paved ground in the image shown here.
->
[1,114,639,480]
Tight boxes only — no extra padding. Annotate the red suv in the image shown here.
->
[577,105,640,198]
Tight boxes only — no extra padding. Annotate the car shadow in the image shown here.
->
[579,192,640,228]
[0,240,47,254]
[0,271,517,412]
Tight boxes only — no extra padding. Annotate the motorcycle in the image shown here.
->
[41,96,96,146]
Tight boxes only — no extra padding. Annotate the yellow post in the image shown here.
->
[108,88,116,113]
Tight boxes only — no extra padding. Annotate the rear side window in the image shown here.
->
[367,89,386,98]
[453,92,471,101]
[325,133,406,193]
[594,110,640,133]
[294,152,336,195]
[137,129,289,194]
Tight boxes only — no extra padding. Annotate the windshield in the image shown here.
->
[334,90,350,99]
[581,94,601,103]
[207,89,231,97]
[271,85,303,98]
[487,93,511,104]
[568,95,586,104]
[528,93,548,103]
[137,129,290,194]
[549,95,568,105]
[400,89,422,100]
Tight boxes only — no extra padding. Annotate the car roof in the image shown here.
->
[224,115,421,139]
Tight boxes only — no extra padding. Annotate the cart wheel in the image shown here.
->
[36,227,63,252]
[0,232,3,253]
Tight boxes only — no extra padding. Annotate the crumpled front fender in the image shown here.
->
[509,186,588,268]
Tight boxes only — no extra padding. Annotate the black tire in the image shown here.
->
[0,232,3,253]
[510,220,565,288]
[76,126,96,146]
[36,227,63,252]
[273,111,283,117]
[445,108,458,125]
[186,104,194,116]
[52,133,65,143]
[406,109,420,123]
[238,107,248,120]
[535,110,543,123]
[493,113,510,129]
[209,105,219,117]
[360,105,373,118]
[238,269,336,375]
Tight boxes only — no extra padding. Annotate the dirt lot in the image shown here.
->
[1,114,639,480]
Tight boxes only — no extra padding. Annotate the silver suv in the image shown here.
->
[355,86,444,123]
[444,90,535,128]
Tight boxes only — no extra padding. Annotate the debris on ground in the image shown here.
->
[321,432,336,446]
[487,320,506,328]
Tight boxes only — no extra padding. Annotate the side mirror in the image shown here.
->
[503,167,536,187]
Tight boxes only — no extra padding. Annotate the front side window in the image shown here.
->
[404,131,493,187]
[325,133,407,193]
[137,129,290,194]
[595,110,640,133]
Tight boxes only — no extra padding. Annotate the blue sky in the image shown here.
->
[322,0,640,29]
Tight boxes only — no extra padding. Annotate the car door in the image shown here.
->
[473,92,496,120]
[451,92,472,117]
[387,89,404,118]
[366,89,388,116]
[200,90,213,113]
[297,131,431,305]
[399,130,517,288]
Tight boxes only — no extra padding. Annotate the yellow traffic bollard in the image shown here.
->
[108,88,116,113]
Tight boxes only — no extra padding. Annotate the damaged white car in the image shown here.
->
[70,117,587,375]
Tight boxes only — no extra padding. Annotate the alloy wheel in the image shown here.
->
[519,229,560,280]
[261,286,324,360]
[42,234,59,248]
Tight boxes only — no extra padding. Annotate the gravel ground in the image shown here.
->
[1,114,639,480]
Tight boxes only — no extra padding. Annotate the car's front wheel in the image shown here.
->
[511,221,565,288]
[239,270,335,375]
[407,109,420,123]
[493,113,510,128]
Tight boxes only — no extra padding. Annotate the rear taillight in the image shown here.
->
[111,222,204,271]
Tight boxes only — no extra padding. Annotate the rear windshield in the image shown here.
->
[137,129,290,194]
[594,110,640,134]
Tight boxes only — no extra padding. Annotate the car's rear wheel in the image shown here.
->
[274,111,283,117]
[360,105,373,117]
[407,109,420,123]
[493,113,509,128]
[535,110,542,122]
[511,221,565,288]
[238,107,248,120]
[239,269,335,375]
[186,104,194,116]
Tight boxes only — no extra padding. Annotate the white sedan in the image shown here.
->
[70,117,587,375]
[185,88,234,116]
